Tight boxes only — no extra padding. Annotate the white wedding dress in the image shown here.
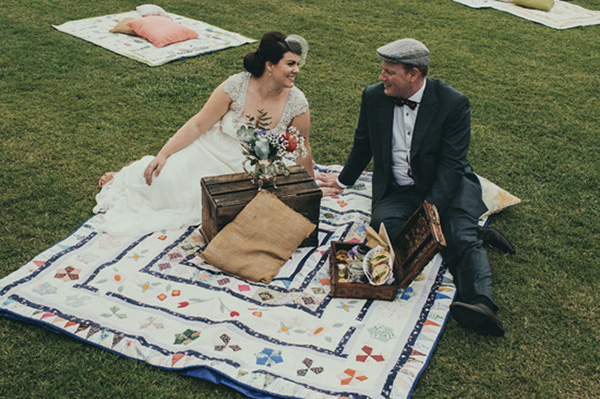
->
[93,72,308,236]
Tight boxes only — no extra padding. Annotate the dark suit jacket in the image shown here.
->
[338,78,487,219]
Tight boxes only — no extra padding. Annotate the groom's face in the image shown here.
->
[379,60,415,99]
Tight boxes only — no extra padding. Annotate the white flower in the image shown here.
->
[254,138,271,159]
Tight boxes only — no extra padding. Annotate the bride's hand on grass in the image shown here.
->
[144,154,167,186]
[98,172,116,188]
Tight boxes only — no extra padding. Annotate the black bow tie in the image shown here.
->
[394,97,418,110]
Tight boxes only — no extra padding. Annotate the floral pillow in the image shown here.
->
[127,16,199,48]
[477,175,521,220]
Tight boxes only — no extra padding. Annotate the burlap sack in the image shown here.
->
[200,190,316,284]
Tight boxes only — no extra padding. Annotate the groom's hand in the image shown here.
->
[315,173,344,197]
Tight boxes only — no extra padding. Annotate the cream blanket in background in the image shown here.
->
[53,11,256,66]
[453,0,600,29]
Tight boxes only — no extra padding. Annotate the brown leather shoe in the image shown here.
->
[477,227,515,254]
[450,302,505,337]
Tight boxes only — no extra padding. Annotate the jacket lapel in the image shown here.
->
[378,92,396,175]
[410,78,438,159]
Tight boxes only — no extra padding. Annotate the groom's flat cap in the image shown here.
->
[376,38,430,67]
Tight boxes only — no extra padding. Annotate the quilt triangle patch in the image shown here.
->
[75,324,90,335]
[40,312,55,320]
[416,333,434,343]
[421,327,439,335]
[410,349,427,357]
[263,374,277,388]
[424,319,441,327]
[171,353,185,367]
[2,298,17,307]
[86,326,100,339]
[64,321,78,329]
[112,334,125,348]
[99,330,111,342]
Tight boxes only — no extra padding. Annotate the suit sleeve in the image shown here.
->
[338,88,373,186]
[425,95,471,213]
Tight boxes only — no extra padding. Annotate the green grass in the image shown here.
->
[1,0,599,398]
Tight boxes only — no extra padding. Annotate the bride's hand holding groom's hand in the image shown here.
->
[315,173,344,197]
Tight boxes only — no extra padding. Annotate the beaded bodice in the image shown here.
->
[223,72,308,135]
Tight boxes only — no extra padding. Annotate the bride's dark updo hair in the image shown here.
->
[243,31,296,77]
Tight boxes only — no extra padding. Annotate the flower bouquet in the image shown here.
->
[237,110,307,190]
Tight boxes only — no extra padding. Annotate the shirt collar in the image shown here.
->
[408,79,426,104]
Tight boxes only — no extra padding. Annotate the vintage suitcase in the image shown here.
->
[201,165,322,247]
[330,201,446,300]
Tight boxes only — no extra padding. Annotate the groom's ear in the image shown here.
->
[408,67,420,79]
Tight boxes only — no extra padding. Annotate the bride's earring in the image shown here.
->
[268,71,272,77]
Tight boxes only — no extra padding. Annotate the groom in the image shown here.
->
[318,38,508,336]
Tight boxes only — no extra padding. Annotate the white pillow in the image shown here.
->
[136,4,169,18]
[477,174,521,220]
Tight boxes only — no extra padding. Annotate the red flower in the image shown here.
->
[284,133,297,152]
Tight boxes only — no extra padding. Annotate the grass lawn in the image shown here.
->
[1,0,599,398]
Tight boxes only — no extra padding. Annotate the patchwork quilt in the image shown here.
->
[53,11,256,66]
[0,170,456,399]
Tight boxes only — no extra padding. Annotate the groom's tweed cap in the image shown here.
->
[376,38,430,67]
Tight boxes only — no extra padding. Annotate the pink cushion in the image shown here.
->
[127,16,198,48]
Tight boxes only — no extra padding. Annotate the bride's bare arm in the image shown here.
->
[290,109,315,179]
[144,81,232,185]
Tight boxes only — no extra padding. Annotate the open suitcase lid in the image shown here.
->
[380,201,447,289]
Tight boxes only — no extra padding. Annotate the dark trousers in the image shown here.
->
[370,182,498,312]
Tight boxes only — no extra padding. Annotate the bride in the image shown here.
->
[94,31,320,236]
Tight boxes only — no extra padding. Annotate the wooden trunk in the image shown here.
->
[330,201,446,300]
[201,165,322,247]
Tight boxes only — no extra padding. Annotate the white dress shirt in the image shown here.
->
[391,80,426,186]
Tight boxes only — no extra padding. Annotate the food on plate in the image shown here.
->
[368,250,390,268]
[366,249,391,285]
[371,262,391,285]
